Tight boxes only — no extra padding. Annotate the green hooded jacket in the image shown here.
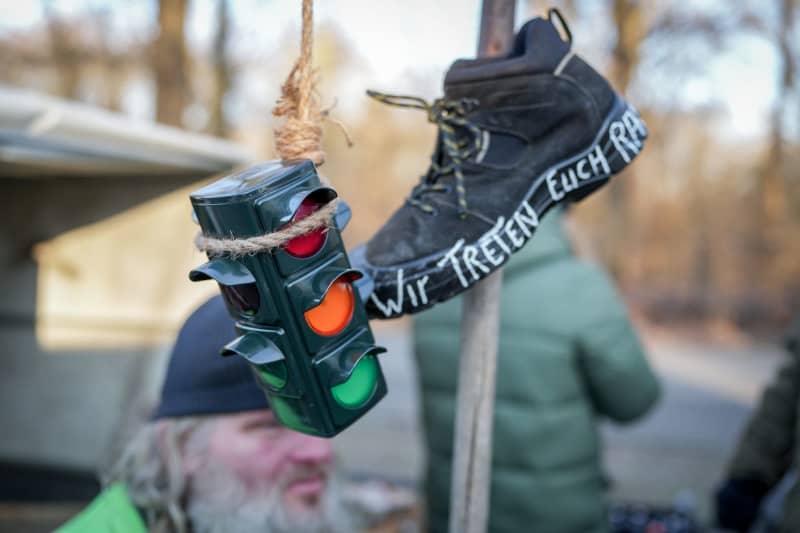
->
[727,320,800,533]
[413,211,661,533]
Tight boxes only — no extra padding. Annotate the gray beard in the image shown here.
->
[186,462,360,533]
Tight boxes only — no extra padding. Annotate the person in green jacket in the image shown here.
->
[56,296,354,533]
[716,318,800,533]
[413,208,661,533]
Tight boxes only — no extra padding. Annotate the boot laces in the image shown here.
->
[367,90,483,217]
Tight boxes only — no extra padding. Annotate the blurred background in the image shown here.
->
[0,0,797,531]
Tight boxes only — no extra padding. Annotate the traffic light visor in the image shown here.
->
[190,258,260,318]
[222,332,288,390]
[221,332,284,364]
[189,257,256,285]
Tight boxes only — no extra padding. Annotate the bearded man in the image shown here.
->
[57,295,357,533]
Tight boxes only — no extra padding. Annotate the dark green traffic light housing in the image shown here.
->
[189,160,387,437]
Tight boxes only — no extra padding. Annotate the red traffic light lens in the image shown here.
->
[304,277,355,336]
[283,197,326,258]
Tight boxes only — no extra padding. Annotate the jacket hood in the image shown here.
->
[502,208,573,279]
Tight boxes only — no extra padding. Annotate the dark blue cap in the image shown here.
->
[152,295,269,419]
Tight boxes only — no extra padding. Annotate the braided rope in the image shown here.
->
[195,200,338,258]
[272,0,327,169]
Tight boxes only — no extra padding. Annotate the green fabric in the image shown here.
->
[728,320,800,533]
[55,483,147,533]
[413,211,661,533]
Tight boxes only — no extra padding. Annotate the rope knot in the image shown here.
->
[273,56,327,166]
[274,115,326,166]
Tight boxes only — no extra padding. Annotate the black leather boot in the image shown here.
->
[353,10,647,319]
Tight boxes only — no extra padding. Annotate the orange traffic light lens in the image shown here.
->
[284,197,326,258]
[304,278,355,336]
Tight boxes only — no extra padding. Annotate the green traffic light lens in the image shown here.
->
[258,361,287,390]
[270,395,315,435]
[331,354,378,409]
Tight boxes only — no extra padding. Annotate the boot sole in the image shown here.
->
[355,96,647,319]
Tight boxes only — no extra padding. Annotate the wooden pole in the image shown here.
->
[448,3,515,533]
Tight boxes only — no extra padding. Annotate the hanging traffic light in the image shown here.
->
[189,160,387,437]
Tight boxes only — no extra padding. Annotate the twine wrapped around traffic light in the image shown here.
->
[195,0,342,257]
[194,200,338,258]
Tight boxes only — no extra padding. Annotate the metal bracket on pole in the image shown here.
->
[448,2,516,533]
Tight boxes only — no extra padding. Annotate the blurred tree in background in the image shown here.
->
[0,0,796,335]
[153,0,188,126]
[208,0,231,137]
[542,0,800,333]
